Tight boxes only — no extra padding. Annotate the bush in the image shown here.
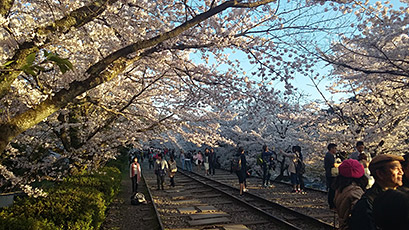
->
[0,166,121,230]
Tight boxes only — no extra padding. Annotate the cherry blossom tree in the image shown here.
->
[0,0,364,193]
[315,0,409,157]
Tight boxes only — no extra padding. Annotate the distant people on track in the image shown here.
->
[235,147,249,195]
[148,150,155,169]
[194,150,203,172]
[209,148,217,175]
[204,148,210,176]
[373,188,409,230]
[349,154,404,230]
[180,150,186,171]
[154,153,169,190]
[185,151,193,172]
[333,159,368,230]
[261,145,274,188]
[168,155,177,187]
[130,157,141,195]
[324,143,340,210]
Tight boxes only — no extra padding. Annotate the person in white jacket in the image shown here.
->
[130,157,141,195]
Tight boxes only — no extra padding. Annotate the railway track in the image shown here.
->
[143,164,337,230]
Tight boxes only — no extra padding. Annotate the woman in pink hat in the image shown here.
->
[333,159,368,230]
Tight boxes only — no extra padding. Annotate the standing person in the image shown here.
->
[185,151,192,172]
[204,148,210,176]
[349,141,371,162]
[130,157,141,195]
[180,150,186,171]
[349,154,404,230]
[261,145,274,188]
[154,153,168,190]
[168,155,177,187]
[235,147,248,195]
[333,159,368,230]
[324,143,340,210]
[194,150,203,172]
[283,146,304,193]
[209,148,216,175]
[148,150,155,169]
[293,146,305,193]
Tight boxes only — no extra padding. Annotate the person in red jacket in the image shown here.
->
[130,157,141,195]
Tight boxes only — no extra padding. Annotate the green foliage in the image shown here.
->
[0,166,121,230]
[20,50,73,77]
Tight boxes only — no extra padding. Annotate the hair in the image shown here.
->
[356,141,364,147]
[170,155,174,162]
[238,147,244,154]
[292,146,303,160]
[373,189,409,230]
[327,143,337,151]
[332,175,368,193]
[158,153,162,158]
[262,145,268,152]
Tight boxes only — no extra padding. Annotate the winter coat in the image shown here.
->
[334,182,365,230]
[349,183,384,230]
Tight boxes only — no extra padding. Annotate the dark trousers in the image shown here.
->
[170,176,175,187]
[149,160,154,169]
[298,173,305,190]
[326,176,335,209]
[262,165,271,186]
[131,176,138,193]
[157,174,165,190]
[209,161,215,175]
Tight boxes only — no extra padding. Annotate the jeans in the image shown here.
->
[185,160,192,171]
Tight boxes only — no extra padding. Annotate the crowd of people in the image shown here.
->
[129,142,409,229]
[325,141,409,230]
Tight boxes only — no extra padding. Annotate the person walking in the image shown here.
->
[168,155,177,187]
[130,157,141,195]
[349,154,404,230]
[154,153,168,190]
[235,147,248,195]
[185,151,192,172]
[333,159,368,230]
[324,143,340,210]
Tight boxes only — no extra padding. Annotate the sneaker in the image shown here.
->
[243,188,248,192]
[268,184,274,188]
[291,190,297,193]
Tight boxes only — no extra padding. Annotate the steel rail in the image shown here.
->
[183,169,335,230]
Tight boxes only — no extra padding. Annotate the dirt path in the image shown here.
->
[101,161,160,230]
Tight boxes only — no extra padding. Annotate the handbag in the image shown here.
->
[331,167,339,177]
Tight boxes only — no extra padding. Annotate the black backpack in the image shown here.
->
[295,158,306,174]
[231,155,241,172]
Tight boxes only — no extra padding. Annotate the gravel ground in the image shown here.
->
[101,161,160,230]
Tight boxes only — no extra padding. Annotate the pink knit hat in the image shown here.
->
[338,159,364,178]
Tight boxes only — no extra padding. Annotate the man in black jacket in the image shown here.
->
[349,154,404,230]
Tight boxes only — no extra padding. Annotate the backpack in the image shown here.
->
[295,159,306,174]
[169,161,177,173]
[131,192,147,205]
[231,155,241,172]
